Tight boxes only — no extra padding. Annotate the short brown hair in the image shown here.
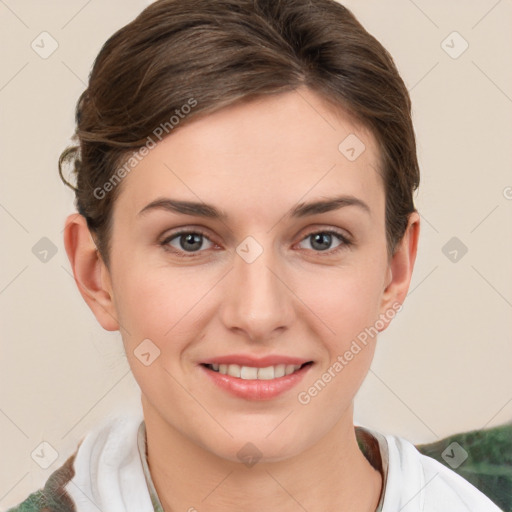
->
[59,0,419,269]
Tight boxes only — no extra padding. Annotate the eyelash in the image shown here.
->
[159,228,352,258]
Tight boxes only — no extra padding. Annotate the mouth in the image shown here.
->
[199,360,314,400]
[201,361,313,380]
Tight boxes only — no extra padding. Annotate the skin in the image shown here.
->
[64,86,420,512]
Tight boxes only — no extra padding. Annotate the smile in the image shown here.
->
[200,361,314,400]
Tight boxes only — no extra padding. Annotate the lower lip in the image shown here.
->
[200,363,313,400]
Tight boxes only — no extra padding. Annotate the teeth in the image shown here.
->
[257,366,274,380]
[274,364,286,378]
[240,366,258,379]
[227,364,240,378]
[209,363,304,379]
[285,364,297,376]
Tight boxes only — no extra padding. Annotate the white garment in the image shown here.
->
[63,412,503,512]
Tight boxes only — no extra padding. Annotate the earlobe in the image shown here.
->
[378,211,420,330]
[63,213,120,331]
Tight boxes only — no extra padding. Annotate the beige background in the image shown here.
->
[1,0,511,508]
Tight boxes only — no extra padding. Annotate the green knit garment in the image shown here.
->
[7,453,77,512]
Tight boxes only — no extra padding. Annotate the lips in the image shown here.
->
[199,354,314,400]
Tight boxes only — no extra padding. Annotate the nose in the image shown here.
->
[219,238,295,343]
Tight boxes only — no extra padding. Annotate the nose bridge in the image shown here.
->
[221,234,293,340]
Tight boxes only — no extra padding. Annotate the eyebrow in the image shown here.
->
[137,195,371,220]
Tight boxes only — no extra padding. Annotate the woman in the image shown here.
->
[7,0,504,510]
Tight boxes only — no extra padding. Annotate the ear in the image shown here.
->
[378,211,420,331]
[63,213,119,331]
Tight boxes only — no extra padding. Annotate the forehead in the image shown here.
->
[112,87,384,226]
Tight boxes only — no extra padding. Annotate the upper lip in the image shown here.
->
[201,354,313,368]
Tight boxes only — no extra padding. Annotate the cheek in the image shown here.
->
[297,261,385,341]
[111,259,226,376]
[295,267,383,417]
[112,261,198,344]
[112,266,205,394]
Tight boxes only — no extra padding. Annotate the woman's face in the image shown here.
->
[85,87,416,462]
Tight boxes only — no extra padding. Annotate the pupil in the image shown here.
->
[181,233,202,251]
[311,233,331,251]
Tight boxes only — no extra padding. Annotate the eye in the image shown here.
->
[297,230,352,254]
[160,228,352,258]
[160,230,215,257]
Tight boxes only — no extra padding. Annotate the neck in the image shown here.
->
[143,401,383,512]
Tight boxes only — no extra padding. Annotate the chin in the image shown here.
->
[201,425,312,466]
